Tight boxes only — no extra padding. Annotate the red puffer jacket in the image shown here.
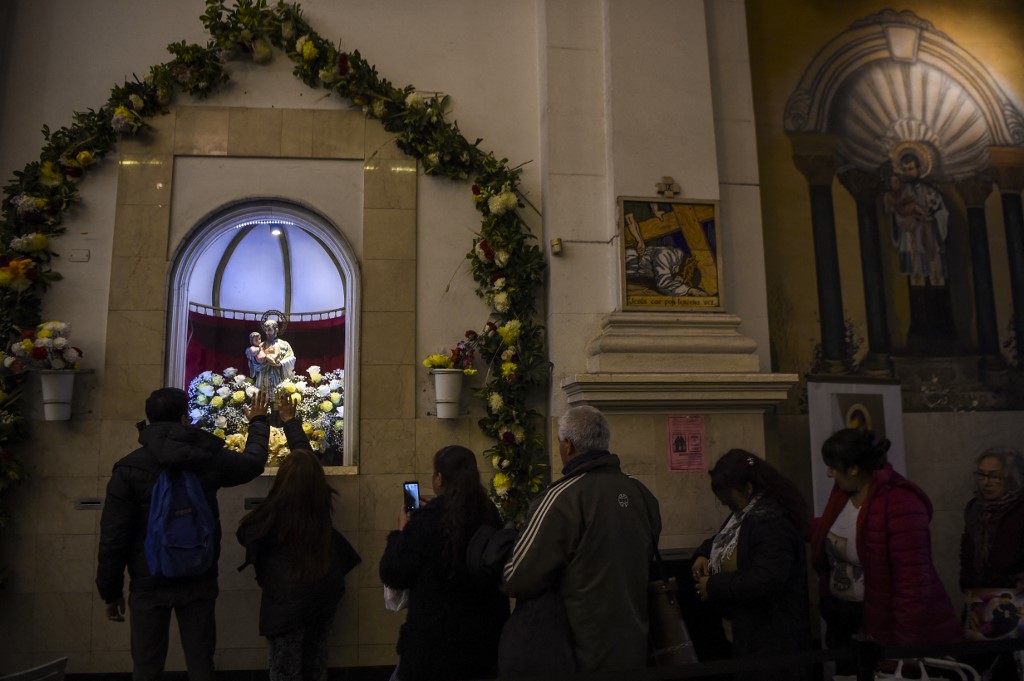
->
[810,463,962,646]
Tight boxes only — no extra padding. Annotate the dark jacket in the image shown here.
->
[236,524,361,637]
[695,500,809,680]
[502,452,661,674]
[379,495,510,681]
[96,416,274,603]
[810,463,961,647]
[960,494,1024,590]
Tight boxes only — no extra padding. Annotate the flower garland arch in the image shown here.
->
[0,0,548,536]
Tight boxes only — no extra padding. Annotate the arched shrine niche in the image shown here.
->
[784,9,1024,405]
[168,200,359,467]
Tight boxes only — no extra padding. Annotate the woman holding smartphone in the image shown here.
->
[379,445,509,681]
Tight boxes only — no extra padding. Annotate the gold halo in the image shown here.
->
[891,141,933,179]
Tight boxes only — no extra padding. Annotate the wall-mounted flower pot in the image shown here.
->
[39,370,75,421]
[431,369,463,419]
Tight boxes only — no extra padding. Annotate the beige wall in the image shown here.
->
[0,0,785,674]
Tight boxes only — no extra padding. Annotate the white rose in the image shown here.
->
[215,416,228,429]
[245,385,259,397]
[200,385,215,397]
[224,367,238,378]
[217,386,232,399]
[494,250,510,268]
[189,409,203,423]
[329,379,343,391]
[405,92,424,108]
[53,337,68,349]
[318,384,331,397]
[493,292,510,313]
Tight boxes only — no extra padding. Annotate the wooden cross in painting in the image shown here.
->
[656,176,681,198]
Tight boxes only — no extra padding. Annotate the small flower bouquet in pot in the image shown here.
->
[5,320,84,372]
[422,331,480,376]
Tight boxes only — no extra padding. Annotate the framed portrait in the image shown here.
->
[619,196,723,310]
[806,377,905,514]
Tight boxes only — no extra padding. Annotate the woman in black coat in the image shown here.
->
[379,445,509,681]
[236,406,360,681]
[692,449,810,681]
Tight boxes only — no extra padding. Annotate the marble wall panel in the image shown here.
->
[111,203,171,258]
[33,592,94,654]
[115,155,173,206]
[362,260,416,312]
[363,209,417,261]
[360,365,415,419]
[358,418,417,475]
[173,107,229,156]
[363,160,417,210]
[104,311,166,367]
[227,107,283,157]
[361,312,416,367]
[312,110,365,159]
[107,256,169,312]
[30,418,100,478]
[281,109,315,157]
[355,587,404,646]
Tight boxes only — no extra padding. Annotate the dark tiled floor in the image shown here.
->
[67,667,393,680]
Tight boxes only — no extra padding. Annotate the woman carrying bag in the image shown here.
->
[691,449,810,681]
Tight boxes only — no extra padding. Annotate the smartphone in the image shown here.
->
[403,481,420,514]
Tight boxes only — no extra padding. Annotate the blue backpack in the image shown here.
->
[144,469,217,578]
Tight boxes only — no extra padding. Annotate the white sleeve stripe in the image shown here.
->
[503,473,587,582]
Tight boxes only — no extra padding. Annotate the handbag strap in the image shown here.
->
[626,476,670,584]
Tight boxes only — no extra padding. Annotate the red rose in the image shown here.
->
[486,322,497,332]
[31,347,48,361]
[465,330,478,340]
[502,432,516,444]
[451,348,461,363]
[338,52,350,76]
[471,184,481,196]
[20,329,35,340]
[489,271,505,284]
[26,266,39,281]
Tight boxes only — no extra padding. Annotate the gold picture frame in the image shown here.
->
[619,196,723,310]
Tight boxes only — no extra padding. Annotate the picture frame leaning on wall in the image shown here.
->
[619,196,723,311]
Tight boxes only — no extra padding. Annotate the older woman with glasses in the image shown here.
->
[961,447,1024,592]
[959,447,1024,680]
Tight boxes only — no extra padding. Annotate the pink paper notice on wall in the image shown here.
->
[666,415,706,472]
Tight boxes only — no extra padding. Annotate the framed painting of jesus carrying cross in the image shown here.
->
[619,196,723,311]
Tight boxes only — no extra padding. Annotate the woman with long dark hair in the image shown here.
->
[379,445,509,681]
[809,428,960,666]
[691,449,810,680]
[237,402,360,681]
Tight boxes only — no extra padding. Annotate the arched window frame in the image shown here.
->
[167,198,360,467]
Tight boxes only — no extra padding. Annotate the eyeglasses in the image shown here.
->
[973,471,1006,482]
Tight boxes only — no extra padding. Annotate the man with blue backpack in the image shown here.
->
[96,387,302,680]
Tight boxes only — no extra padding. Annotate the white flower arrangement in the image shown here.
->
[186,366,345,466]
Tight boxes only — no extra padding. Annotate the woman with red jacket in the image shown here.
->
[809,428,961,666]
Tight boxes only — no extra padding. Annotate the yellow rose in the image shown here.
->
[302,422,314,435]
[40,161,63,187]
[232,390,246,404]
[76,150,95,167]
[290,392,302,404]
[211,396,224,408]
[320,400,333,413]
[196,395,208,405]
[333,419,344,432]
[285,383,297,393]
[213,428,226,439]
[330,392,342,404]
[313,429,325,441]
[37,330,52,339]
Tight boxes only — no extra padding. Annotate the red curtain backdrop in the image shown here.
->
[185,311,345,383]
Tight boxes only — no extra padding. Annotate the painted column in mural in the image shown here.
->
[990,147,1024,363]
[955,178,1005,374]
[791,133,848,373]
[838,168,892,375]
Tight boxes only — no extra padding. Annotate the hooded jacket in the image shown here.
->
[502,451,661,674]
[809,463,962,647]
[96,416,273,603]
